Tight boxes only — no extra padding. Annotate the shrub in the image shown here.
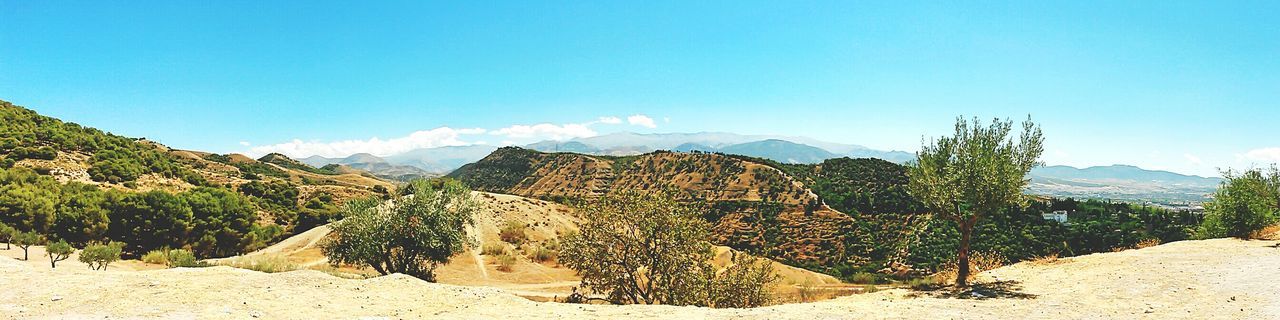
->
[78,242,124,270]
[13,231,43,260]
[142,249,170,264]
[142,248,199,267]
[561,190,776,307]
[218,254,299,273]
[528,246,556,263]
[321,178,478,282]
[709,254,779,308]
[496,253,517,272]
[499,221,528,245]
[166,249,198,267]
[46,240,74,268]
[481,243,508,256]
[849,272,879,284]
[1198,169,1279,239]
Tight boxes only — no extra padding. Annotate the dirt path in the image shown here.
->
[2,238,1278,319]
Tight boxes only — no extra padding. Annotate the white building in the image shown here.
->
[1042,210,1069,224]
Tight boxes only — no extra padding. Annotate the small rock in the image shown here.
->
[250,311,263,318]
[51,296,62,301]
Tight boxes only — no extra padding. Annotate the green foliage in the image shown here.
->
[184,187,258,257]
[217,254,299,273]
[46,239,74,268]
[142,248,200,267]
[259,153,338,175]
[0,223,14,249]
[10,146,57,160]
[906,116,1044,286]
[108,191,194,255]
[321,178,479,282]
[499,221,528,245]
[238,180,300,224]
[78,242,124,270]
[446,147,540,192]
[1198,168,1279,239]
[710,254,779,308]
[561,190,776,307]
[13,231,43,260]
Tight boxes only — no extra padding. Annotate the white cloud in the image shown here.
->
[1183,153,1203,166]
[597,116,622,124]
[246,115,627,158]
[248,127,484,158]
[490,123,597,141]
[628,114,657,128]
[1244,147,1280,162]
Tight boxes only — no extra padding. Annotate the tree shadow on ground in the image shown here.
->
[909,280,1038,300]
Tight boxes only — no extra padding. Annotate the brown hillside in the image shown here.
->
[449,148,856,267]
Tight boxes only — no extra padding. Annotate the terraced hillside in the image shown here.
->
[449,147,863,269]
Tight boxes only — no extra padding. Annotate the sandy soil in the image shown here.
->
[2,237,1277,319]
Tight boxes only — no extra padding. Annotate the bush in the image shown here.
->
[142,249,170,264]
[321,178,478,282]
[78,242,124,270]
[218,254,299,273]
[499,221,528,245]
[481,243,508,256]
[1198,169,1279,239]
[46,240,74,268]
[496,252,517,272]
[528,245,556,263]
[142,248,199,267]
[849,272,879,284]
[166,249,198,267]
[561,190,776,307]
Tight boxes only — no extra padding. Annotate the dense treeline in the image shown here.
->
[0,167,301,257]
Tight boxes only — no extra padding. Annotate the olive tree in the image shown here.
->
[906,116,1043,287]
[0,223,14,250]
[1198,168,1279,239]
[46,240,74,268]
[13,231,44,260]
[321,178,478,282]
[561,190,778,307]
[78,242,124,270]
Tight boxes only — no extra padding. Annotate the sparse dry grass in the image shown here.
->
[1027,253,1064,266]
[217,254,300,273]
[496,253,517,272]
[482,243,508,256]
[1256,224,1280,240]
[1134,238,1161,249]
[500,221,528,245]
[935,251,1007,284]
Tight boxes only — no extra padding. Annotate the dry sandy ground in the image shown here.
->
[2,237,1278,319]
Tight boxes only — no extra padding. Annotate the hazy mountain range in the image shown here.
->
[294,132,1224,203]
[1027,165,1223,204]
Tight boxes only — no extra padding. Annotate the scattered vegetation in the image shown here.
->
[481,243,508,256]
[561,190,777,308]
[142,248,200,267]
[499,221,528,245]
[78,242,123,270]
[933,251,1007,284]
[218,254,299,273]
[1197,168,1279,239]
[14,231,43,260]
[321,178,478,282]
[45,240,74,268]
[495,252,517,272]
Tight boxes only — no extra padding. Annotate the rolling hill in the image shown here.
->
[1028,165,1223,203]
[447,146,923,273]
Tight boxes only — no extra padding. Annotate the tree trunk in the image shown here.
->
[955,222,972,287]
[50,256,56,268]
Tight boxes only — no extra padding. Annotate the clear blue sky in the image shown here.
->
[2,1,1278,177]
